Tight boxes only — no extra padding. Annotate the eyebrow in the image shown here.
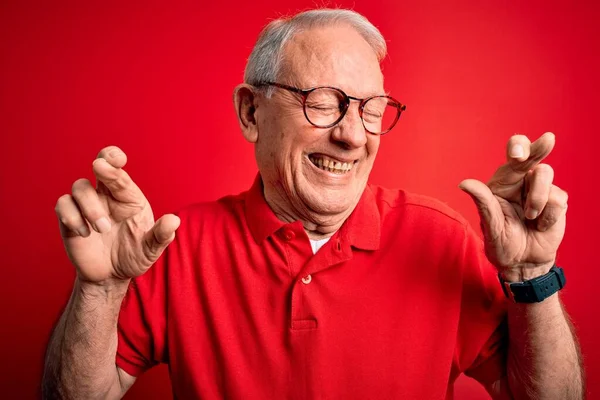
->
[312,85,389,99]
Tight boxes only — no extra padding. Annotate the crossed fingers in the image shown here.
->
[490,132,568,231]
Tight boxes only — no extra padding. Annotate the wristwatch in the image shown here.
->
[499,265,566,303]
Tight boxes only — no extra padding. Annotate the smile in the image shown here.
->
[308,154,357,175]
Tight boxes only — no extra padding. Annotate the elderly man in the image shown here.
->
[43,8,583,400]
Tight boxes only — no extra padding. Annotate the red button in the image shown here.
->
[283,229,295,241]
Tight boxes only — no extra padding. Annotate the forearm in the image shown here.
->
[42,278,130,399]
[506,294,584,399]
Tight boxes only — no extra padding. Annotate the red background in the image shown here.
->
[1,1,598,398]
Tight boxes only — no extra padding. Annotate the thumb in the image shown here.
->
[143,213,181,263]
[458,179,504,242]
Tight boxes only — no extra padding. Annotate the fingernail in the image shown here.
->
[526,208,539,219]
[109,150,121,158]
[77,225,90,237]
[95,217,112,233]
[510,144,524,158]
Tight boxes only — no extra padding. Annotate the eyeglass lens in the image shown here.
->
[304,88,398,134]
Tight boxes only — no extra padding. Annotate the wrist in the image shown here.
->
[75,277,131,301]
[500,261,555,282]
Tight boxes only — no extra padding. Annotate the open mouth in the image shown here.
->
[308,154,357,175]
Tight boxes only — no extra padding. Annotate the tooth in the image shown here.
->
[342,162,348,170]
[334,162,342,170]
[318,158,323,167]
[323,159,330,168]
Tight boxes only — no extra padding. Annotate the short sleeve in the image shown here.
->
[116,250,169,377]
[453,223,509,386]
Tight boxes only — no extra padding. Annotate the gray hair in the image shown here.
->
[244,8,387,92]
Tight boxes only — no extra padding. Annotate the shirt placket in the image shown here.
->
[277,224,354,399]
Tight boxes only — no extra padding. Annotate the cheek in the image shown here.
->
[366,136,380,159]
[255,128,294,175]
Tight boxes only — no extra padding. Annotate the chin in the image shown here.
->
[302,185,361,216]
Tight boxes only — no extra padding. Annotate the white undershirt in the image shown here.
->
[309,237,331,254]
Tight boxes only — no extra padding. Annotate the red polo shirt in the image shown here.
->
[117,177,508,399]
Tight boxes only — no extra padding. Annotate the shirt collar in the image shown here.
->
[339,183,381,250]
[245,175,286,244]
[244,174,381,251]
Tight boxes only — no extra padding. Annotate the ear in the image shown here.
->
[233,84,259,143]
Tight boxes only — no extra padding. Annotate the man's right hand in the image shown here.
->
[54,146,180,285]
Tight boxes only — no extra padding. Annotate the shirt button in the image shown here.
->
[301,274,312,285]
[283,229,295,241]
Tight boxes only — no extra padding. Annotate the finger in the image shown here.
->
[71,178,112,233]
[508,132,555,176]
[95,146,127,197]
[96,146,128,169]
[506,134,531,162]
[492,132,556,188]
[142,214,181,263]
[537,185,568,232]
[523,163,554,220]
[458,179,505,242]
[55,194,91,238]
[92,157,146,206]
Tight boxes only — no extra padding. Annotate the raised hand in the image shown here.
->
[459,132,568,281]
[54,146,180,284]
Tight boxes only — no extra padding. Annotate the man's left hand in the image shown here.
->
[459,132,569,282]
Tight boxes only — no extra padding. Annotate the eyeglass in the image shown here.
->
[256,82,406,135]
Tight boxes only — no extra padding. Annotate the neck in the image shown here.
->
[263,185,356,241]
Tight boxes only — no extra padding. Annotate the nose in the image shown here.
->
[330,102,367,149]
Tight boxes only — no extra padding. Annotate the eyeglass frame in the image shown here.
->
[255,81,407,135]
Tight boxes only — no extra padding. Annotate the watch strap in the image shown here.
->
[499,265,566,303]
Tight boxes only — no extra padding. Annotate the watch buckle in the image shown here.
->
[503,280,517,302]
